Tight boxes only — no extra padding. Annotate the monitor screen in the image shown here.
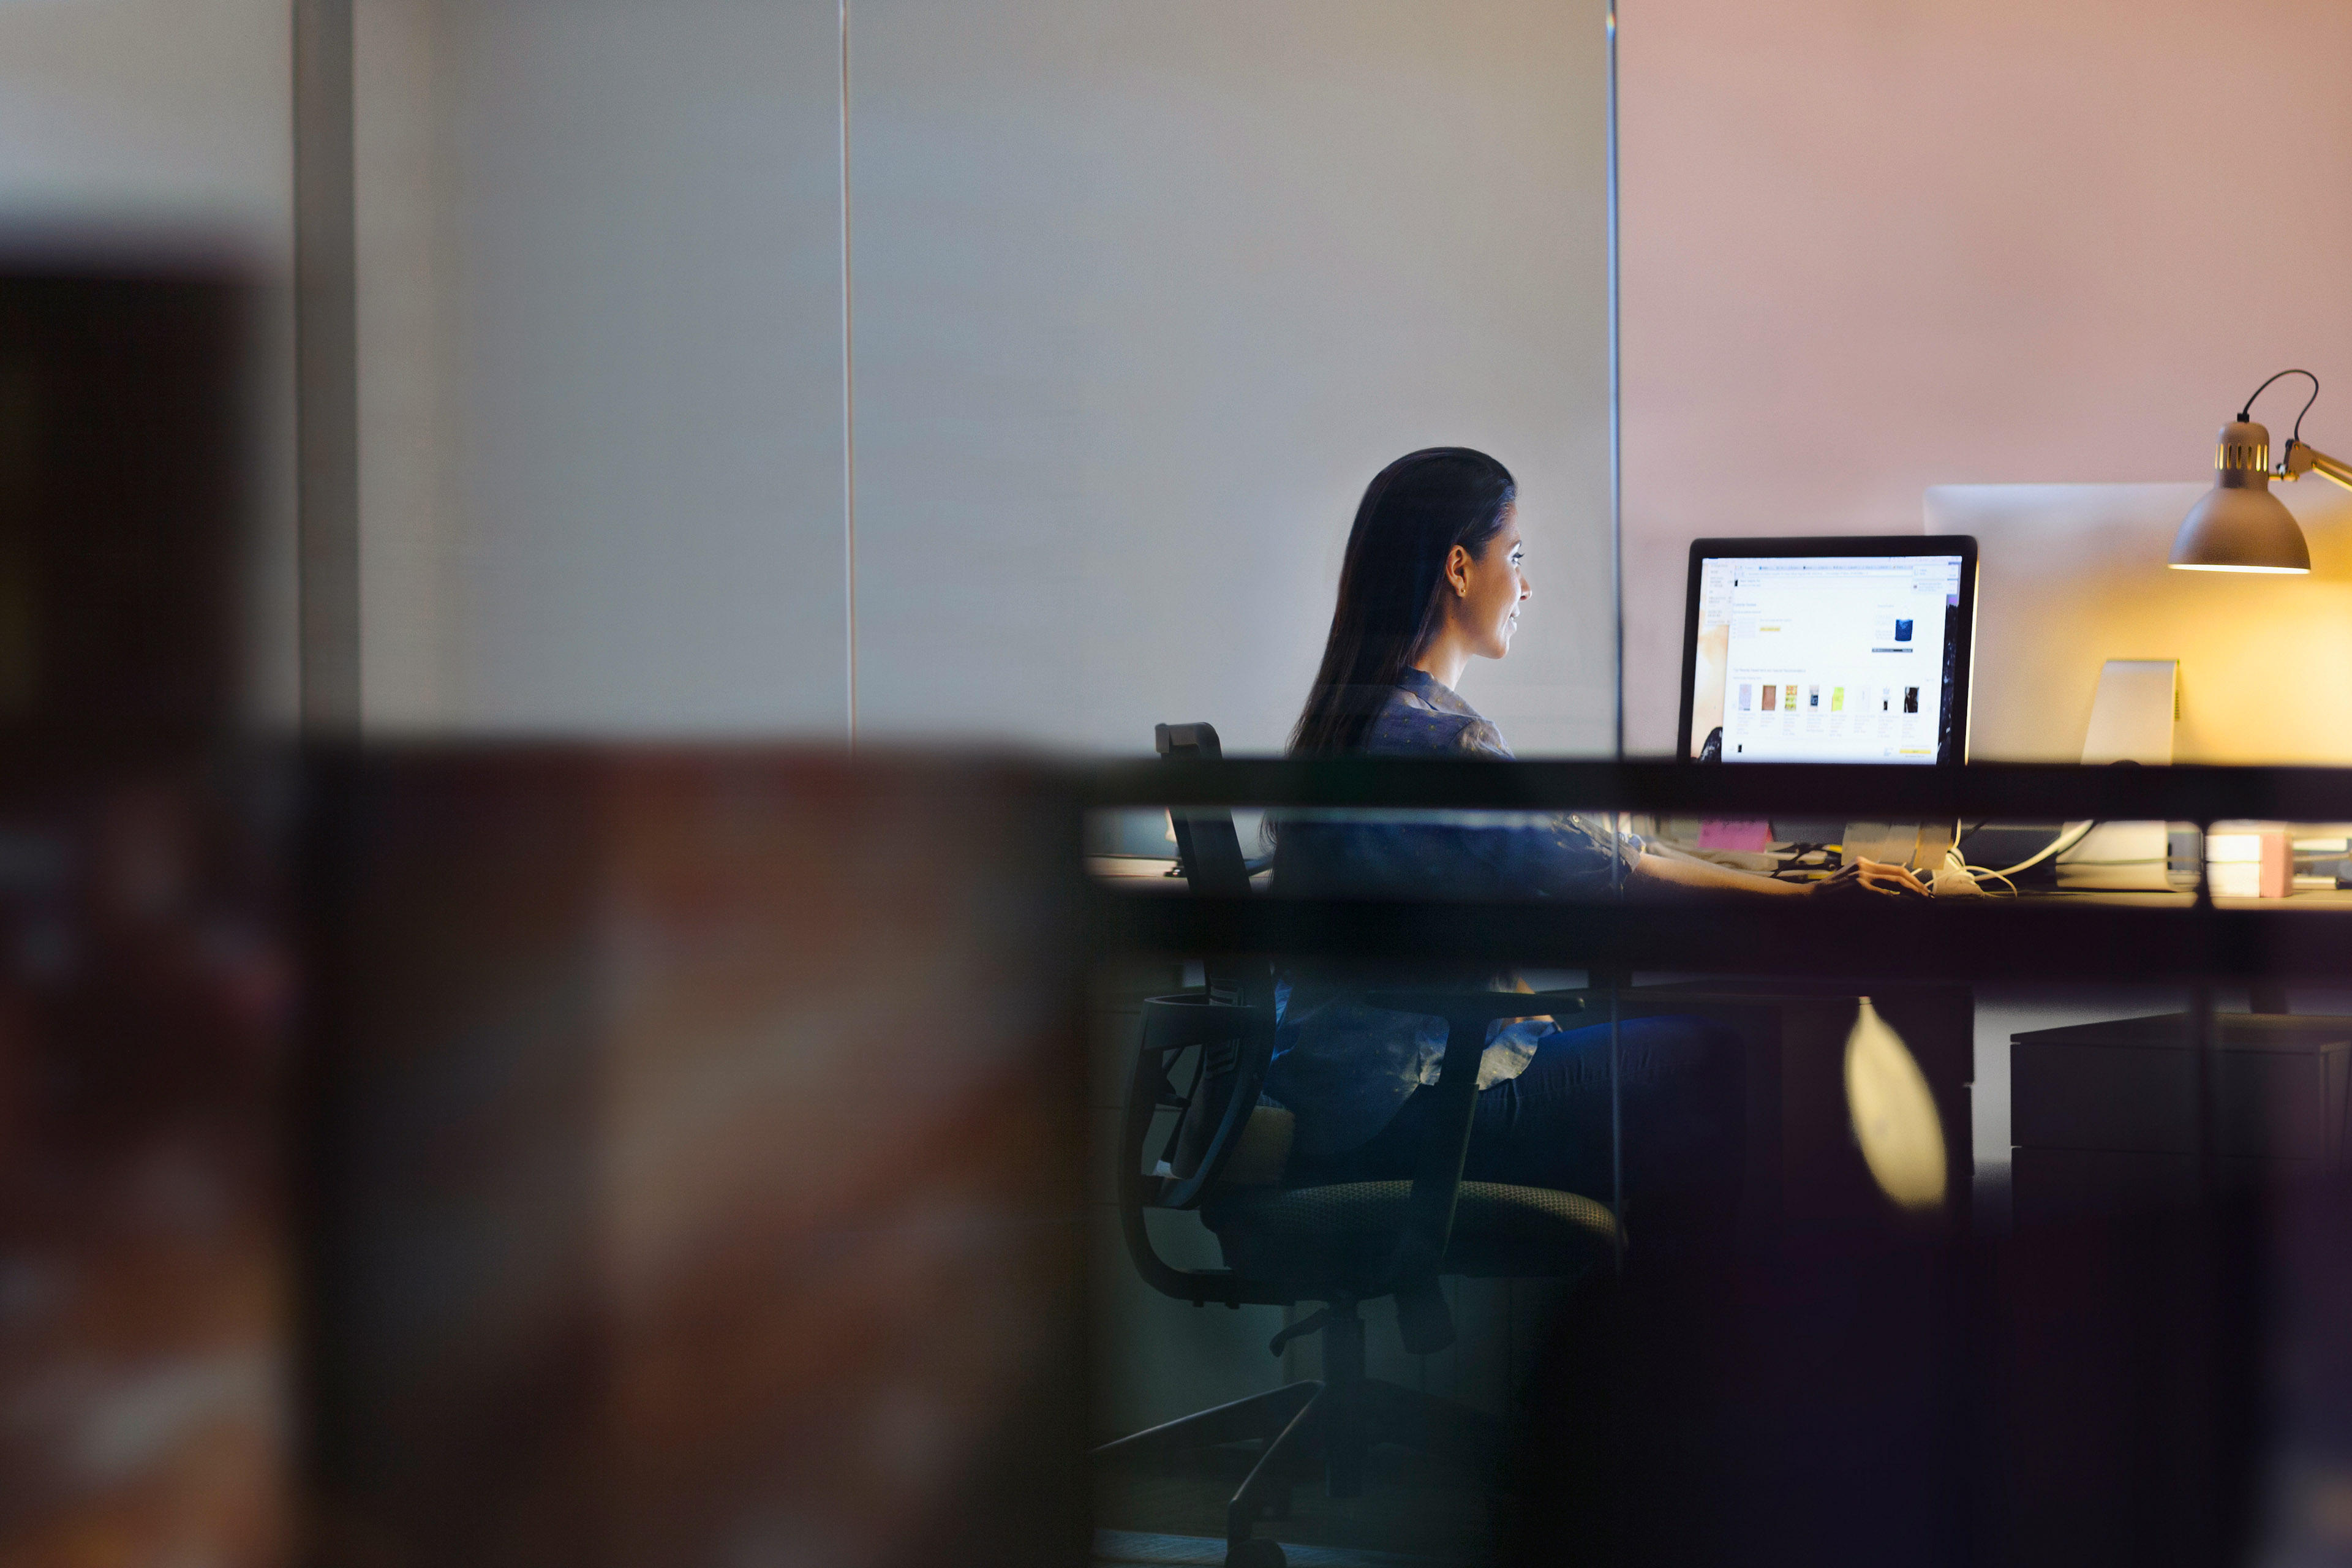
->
[1681,539,1976,764]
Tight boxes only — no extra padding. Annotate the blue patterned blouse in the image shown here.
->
[1264,669,1642,1157]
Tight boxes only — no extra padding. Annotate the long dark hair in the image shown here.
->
[1288,447,1517,755]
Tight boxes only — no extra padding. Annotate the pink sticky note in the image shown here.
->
[1697,819,1773,852]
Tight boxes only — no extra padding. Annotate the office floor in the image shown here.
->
[1095,1444,1490,1567]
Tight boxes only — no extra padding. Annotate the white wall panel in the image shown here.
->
[0,0,292,238]
[356,0,850,736]
[848,1,1613,756]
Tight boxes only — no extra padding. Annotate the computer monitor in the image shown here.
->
[1677,536,1979,765]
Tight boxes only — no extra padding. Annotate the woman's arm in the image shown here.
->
[1625,849,1929,900]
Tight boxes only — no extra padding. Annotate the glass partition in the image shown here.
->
[1084,758,2352,1564]
[23,745,2346,1565]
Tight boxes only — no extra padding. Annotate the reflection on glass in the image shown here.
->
[1844,997,1948,1213]
[1087,757,2352,1561]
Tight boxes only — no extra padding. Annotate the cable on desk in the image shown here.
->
[1964,865,2022,897]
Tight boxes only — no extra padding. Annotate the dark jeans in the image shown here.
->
[1291,1014,1747,1256]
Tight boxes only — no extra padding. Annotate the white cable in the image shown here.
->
[1964,865,2021,897]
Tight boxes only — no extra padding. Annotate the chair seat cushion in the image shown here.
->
[1200,1178,1619,1289]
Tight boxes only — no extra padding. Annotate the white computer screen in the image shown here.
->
[1687,552,1967,764]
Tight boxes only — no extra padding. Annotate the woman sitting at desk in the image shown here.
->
[1267,447,1926,1250]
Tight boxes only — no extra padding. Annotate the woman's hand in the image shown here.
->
[1626,848,1932,900]
[1807,856,1933,899]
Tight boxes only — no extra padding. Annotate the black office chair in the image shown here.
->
[1095,722,1622,1568]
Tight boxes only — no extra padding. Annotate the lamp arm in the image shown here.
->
[2282,440,2352,492]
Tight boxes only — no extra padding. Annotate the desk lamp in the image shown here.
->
[2171,369,2352,573]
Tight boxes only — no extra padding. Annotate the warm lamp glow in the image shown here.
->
[2169,562,2310,574]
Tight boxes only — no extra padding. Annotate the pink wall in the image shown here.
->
[1619,0,2352,753]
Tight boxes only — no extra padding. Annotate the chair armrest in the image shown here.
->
[1360,991,1589,1296]
[1114,994,1287,1307]
[1117,1091,1282,1307]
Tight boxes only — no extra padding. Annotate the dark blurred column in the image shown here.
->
[299,753,1091,1568]
[295,0,361,733]
[0,266,287,1563]
[0,270,248,757]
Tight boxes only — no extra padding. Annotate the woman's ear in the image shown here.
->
[1446,543,1471,598]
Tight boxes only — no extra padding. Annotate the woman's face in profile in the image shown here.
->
[1456,508,1531,661]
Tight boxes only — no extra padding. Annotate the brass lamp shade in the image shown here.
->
[2170,419,2312,573]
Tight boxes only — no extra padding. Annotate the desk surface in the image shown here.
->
[1088,854,2352,910]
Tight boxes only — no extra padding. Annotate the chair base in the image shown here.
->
[1094,1373,1504,1567]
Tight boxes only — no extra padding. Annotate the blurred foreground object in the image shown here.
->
[0,771,294,1567]
[0,262,292,1563]
[0,263,250,762]
[300,750,1090,1568]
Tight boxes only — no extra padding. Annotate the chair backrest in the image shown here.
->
[1154,720,1260,1014]
[1154,720,1253,908]
[1135,721,1281,1212]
